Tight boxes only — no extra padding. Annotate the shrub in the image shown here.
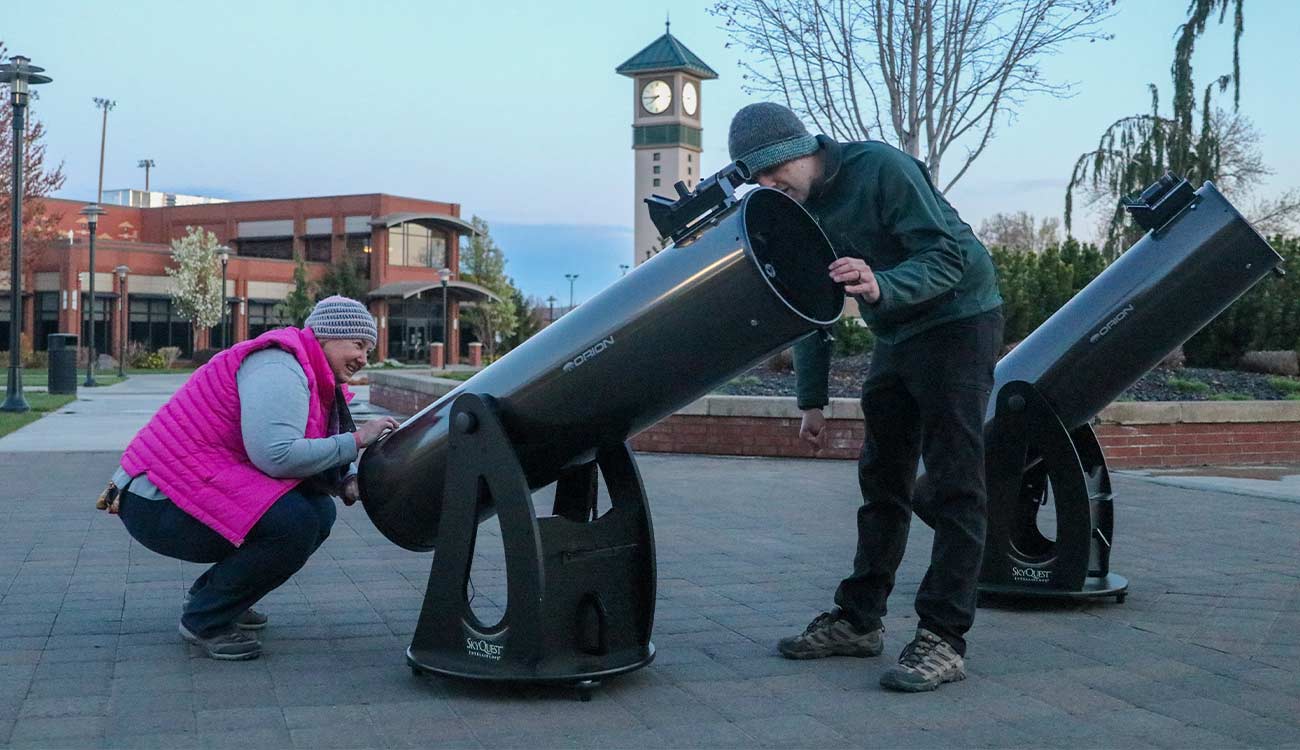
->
[23,350,48,369]
[1209,392,1251,400]
[1159,346,1186,370]
[1267,376,1300,394]
[136,352,167,370]
[832,318,874,356]
[1166,376,1210,394]
[1238,350,1299,376]
[729,375,761,388]
[157,346,182,369]
[192,348,219,366]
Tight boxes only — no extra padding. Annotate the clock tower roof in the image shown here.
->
[616,30,717,80]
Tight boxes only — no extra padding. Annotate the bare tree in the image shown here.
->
[712,0,1115,190]
[978,211,1059,252]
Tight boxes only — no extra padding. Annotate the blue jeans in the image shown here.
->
[119,487,337,637]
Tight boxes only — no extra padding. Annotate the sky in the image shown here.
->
[5,1,1298,303]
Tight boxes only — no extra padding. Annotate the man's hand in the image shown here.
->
[355,416,400,449]
[829,257,881,303]
[799,408,828,450]
[341,475,360,506]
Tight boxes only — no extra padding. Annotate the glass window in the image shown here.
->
[653,178,660,187]
[238,238,293,260]
[346,235,371,279]
[248,301,290,339]
[125,295,192,356]
[80,296,112,355]
[387,227,404,266]
[429,236,447,269]
[34,292,59,351]
[406,225,431,268]
[652,152,660,161]
[306,236,332,263]
[653,165,661,174]
[688,153,692,162]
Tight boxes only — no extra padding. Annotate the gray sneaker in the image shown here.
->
[879,628,965,692]
[778,610,884,659]
[179,622,262,661]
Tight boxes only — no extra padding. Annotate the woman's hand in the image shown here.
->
[341,476,360,506]
[354,416,400,449]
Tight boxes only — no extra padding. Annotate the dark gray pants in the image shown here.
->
[834,308,1003,655]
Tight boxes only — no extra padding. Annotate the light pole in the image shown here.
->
[565,273,579,310]
[546,295,556,325]
[218,249,229,348]
[92,98,115,204]
[80,204,106,387]
[619,264,629,277]
[0,55,51,413]
[114,265,129,377]
[438,266,451,359]
[137,159,154,193]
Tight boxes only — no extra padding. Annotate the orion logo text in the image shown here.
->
[563,336,615,372]
[465,637,504,661]
[1011,566,1052,583]
[1089,304,1135,344]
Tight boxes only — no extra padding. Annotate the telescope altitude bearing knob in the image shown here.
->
[453,411,479,434]
[764,263,777,278]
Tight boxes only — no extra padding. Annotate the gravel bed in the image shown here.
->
[716,355,1300,402]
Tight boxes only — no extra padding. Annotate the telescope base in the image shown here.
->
[406,642,656,684]
[979,573,1128,604]
[407,393,658,692]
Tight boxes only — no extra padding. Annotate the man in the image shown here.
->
[105,296,400,660]
[729,103,1004,692]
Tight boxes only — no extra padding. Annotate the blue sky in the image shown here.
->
[5,1,1297,303]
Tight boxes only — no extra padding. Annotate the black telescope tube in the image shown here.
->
[993,180,1284,428]
[359,188,842,552]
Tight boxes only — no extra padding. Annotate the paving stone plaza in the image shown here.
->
[0,377,1297,748]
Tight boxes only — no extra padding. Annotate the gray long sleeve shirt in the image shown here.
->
[114,349,357,500]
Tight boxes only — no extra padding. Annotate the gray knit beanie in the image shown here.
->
[728,103,820,178]
[305,295,377,347]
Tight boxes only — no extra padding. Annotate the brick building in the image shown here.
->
[4,192,496,365]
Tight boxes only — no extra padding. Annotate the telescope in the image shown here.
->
[914,173,1284,602]
[359,171,842,689]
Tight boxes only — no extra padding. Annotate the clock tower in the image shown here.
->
[616,22,718,266]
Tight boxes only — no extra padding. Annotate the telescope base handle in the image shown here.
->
[408,393,657,687]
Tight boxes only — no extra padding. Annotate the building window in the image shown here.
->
[688,167,692,175]
[34,292,58,351]
[653,165,661,174]
[80,295,113,356]
[652,152,660,161]
[388,223,447,268]
[128,296,193,357]
[247,302,291,340]
[237,238,293,260]
[688,153,692,162]
[653,178,661,187]
[345,235,372,279]
[387,297,444,362]
[305,236,332,263]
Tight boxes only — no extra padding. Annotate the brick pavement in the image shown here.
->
[0,451,1297,749]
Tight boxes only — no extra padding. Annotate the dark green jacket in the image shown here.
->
[795,136,1003,410]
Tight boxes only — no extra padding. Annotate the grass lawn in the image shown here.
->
[1,367,196,389]
[0,392,76,438]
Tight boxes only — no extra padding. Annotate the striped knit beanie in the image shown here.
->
[728,102,820,179]
[305,295,377,347]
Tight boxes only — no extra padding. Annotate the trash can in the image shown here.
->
[47,333,78,395]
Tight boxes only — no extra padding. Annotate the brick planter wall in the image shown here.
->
[369,371,1300,469]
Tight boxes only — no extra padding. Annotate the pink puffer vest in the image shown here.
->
[121,327,348,545]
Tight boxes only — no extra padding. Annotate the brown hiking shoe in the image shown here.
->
[777,609,884,659]
[879,628,965,692]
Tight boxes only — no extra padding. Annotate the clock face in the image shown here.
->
[640,79,672,114]
[682,81,698,116]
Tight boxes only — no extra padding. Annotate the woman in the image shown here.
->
[104,295,400,660]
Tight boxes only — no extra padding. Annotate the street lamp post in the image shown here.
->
[438,266,451,359]
[80,204,106,387]
[218,249,229,348]
[546,295,556,325]
[565,273,579,310]
[92,97,115,204]
[114,265,128,377]
[0,55,52,412]
[137,159,154,193]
